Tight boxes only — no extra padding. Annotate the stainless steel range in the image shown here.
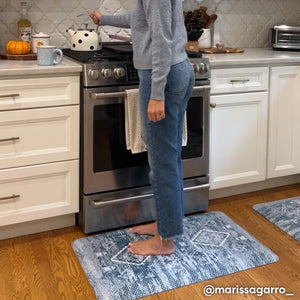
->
[63,43,210,233]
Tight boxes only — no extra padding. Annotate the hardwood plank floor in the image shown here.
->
[1,184,299,300]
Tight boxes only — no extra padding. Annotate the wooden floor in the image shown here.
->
[1,184,299,300]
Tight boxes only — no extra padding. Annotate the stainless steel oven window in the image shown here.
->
[182,93,204,159]
[92,90,208,172]
[182,84,210,178]
[93,102,148,172]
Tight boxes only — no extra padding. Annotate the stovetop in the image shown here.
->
[62,42,208,87]
[62,46,133,64]
[62,42,202,64]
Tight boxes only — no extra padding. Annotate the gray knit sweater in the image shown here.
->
[100,0,187,101]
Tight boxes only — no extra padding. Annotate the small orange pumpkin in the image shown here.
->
[6,40,31,55]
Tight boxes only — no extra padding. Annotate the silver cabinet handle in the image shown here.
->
[0,93,20,98]
[0,194,20,201]
[0,137,20,143]
[230,79,250,83]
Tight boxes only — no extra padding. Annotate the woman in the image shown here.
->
[90,0,194,256]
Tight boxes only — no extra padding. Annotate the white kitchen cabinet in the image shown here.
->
[0,106,79,169]
[0,75,79,227]
[0,76,79,111]
[209,67,269,190]
[211,67,269,94]
[0,160,79,226]
[268,65,300,178]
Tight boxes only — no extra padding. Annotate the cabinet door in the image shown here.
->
[210,92,268,189]
[268,66,300,178]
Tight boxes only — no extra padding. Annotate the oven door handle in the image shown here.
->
[90,85,210,101]
[89,183,210,208]
[90,91,129,100]
[191,85,210,96]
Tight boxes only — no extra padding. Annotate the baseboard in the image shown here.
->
[0,214,76,241]
[209,174,300,200]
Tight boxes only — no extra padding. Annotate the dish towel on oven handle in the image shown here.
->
[125,89,188,154]
[125,89,147,153]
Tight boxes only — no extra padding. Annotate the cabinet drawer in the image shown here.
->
[0,160,79,227]
[0,106,79,169]
[211,67,269,94]
[0,76,79,111]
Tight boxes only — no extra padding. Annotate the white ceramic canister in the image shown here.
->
[198,29,211,48]
[32,32,50,53]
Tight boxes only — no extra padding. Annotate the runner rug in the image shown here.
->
[72,211,278,300]
[253,197,300,242]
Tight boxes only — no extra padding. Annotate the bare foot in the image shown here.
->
[129,221,157,235]
[128,235,175,256]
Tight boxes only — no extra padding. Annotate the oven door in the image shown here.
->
[83,82,210,195]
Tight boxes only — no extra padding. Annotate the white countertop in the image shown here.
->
[0,48,299,78]
[0,57,82,78]
[205,48,300,68]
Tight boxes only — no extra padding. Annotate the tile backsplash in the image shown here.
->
[0,0,299,52]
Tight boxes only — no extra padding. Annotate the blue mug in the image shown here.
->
[37,46,63,66]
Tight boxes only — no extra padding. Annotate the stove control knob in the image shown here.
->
[199,62,208,73]
[114,68,126,79]
[101,68,113,79]
[191,63,201,73]
[88,69,100,80]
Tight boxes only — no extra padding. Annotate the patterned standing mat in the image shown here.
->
[72,211,278,300]
[253,197,300,242]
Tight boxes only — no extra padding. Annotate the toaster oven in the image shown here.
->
[271,25,300,50]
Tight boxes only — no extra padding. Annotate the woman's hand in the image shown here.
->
[148,99,165,122]
[89,11,101,25]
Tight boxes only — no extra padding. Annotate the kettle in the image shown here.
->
[66,23,101,51]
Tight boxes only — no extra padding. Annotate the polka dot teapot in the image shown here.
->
[66,23,101,51]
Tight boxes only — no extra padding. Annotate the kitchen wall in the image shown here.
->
[0,0,299,52]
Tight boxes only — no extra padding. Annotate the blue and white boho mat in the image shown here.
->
[253,197,300,242]
[72,211,278,300]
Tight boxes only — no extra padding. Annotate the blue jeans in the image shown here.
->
[138,59,194,239]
